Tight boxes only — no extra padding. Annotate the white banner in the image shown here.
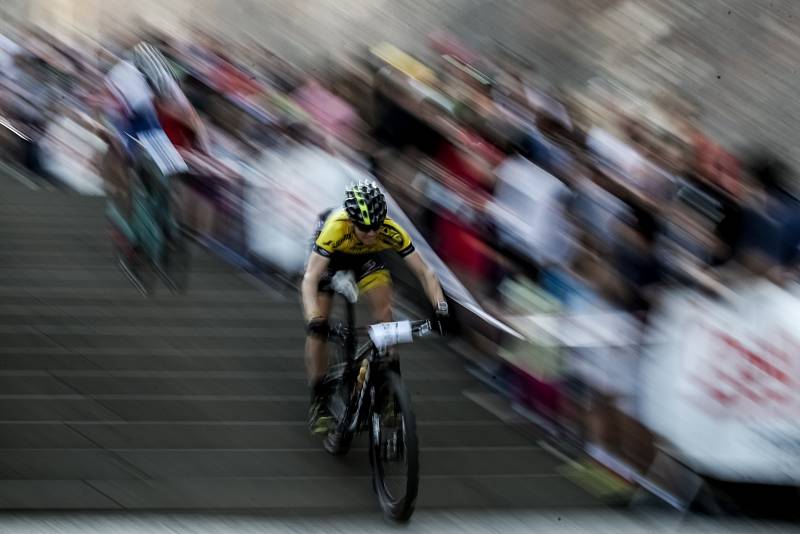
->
[241,144,354,274]
[642,280,800,484]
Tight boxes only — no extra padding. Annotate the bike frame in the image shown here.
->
[331,318,430,437]
[330,319,375,436]
[324,284,429,520]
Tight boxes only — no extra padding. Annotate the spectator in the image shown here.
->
[429,131,497,295]
[610,193,663,319]
[571,157,631,252]
[737,151,800,275]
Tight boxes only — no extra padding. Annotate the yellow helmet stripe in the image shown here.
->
[352,187,371,226]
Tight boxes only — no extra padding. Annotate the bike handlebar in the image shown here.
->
[365,318,442,350]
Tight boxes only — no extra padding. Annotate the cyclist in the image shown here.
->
[100,41,208,224]
[302,180,449,434]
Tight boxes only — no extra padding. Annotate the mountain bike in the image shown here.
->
[107,140,190,296]
[322,272,438,522]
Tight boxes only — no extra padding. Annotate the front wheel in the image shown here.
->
[109,217,154,296]
[369,370,419,522]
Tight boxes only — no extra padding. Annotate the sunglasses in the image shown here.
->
[354,222,382,233]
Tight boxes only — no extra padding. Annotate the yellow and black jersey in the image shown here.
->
[313,209,415,258]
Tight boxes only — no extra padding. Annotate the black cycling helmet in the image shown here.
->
[344,180,387,230]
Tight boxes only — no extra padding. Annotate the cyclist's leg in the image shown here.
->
[100,111,142,213]
[306,271,335,434]
[167,172,194,239]
[101,141,133,221]
[305,290,333,384]
[356,255,393,322]
[101,138,140,261]
[305,217,339,387]
[358,263,402,374]
[359,270,394,323]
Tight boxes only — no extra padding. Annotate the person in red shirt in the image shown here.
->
[431,128,502,294]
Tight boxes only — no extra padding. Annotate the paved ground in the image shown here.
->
[0,171,604,514]
[1,510,796,534]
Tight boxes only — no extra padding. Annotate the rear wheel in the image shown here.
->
[369,370,419,522]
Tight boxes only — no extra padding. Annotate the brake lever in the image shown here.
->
[433,318,447,337]
[417,320,433,337]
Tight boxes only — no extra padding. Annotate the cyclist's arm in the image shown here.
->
[403,250,446,308]
[301,251,331,322]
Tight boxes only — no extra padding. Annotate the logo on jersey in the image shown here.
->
[380,226,405,247]
[324,232,354,249]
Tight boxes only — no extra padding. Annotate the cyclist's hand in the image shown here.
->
[434,300,450,336]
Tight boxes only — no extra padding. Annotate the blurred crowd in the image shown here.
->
[340,34,800,486]
[1,20,799,496]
